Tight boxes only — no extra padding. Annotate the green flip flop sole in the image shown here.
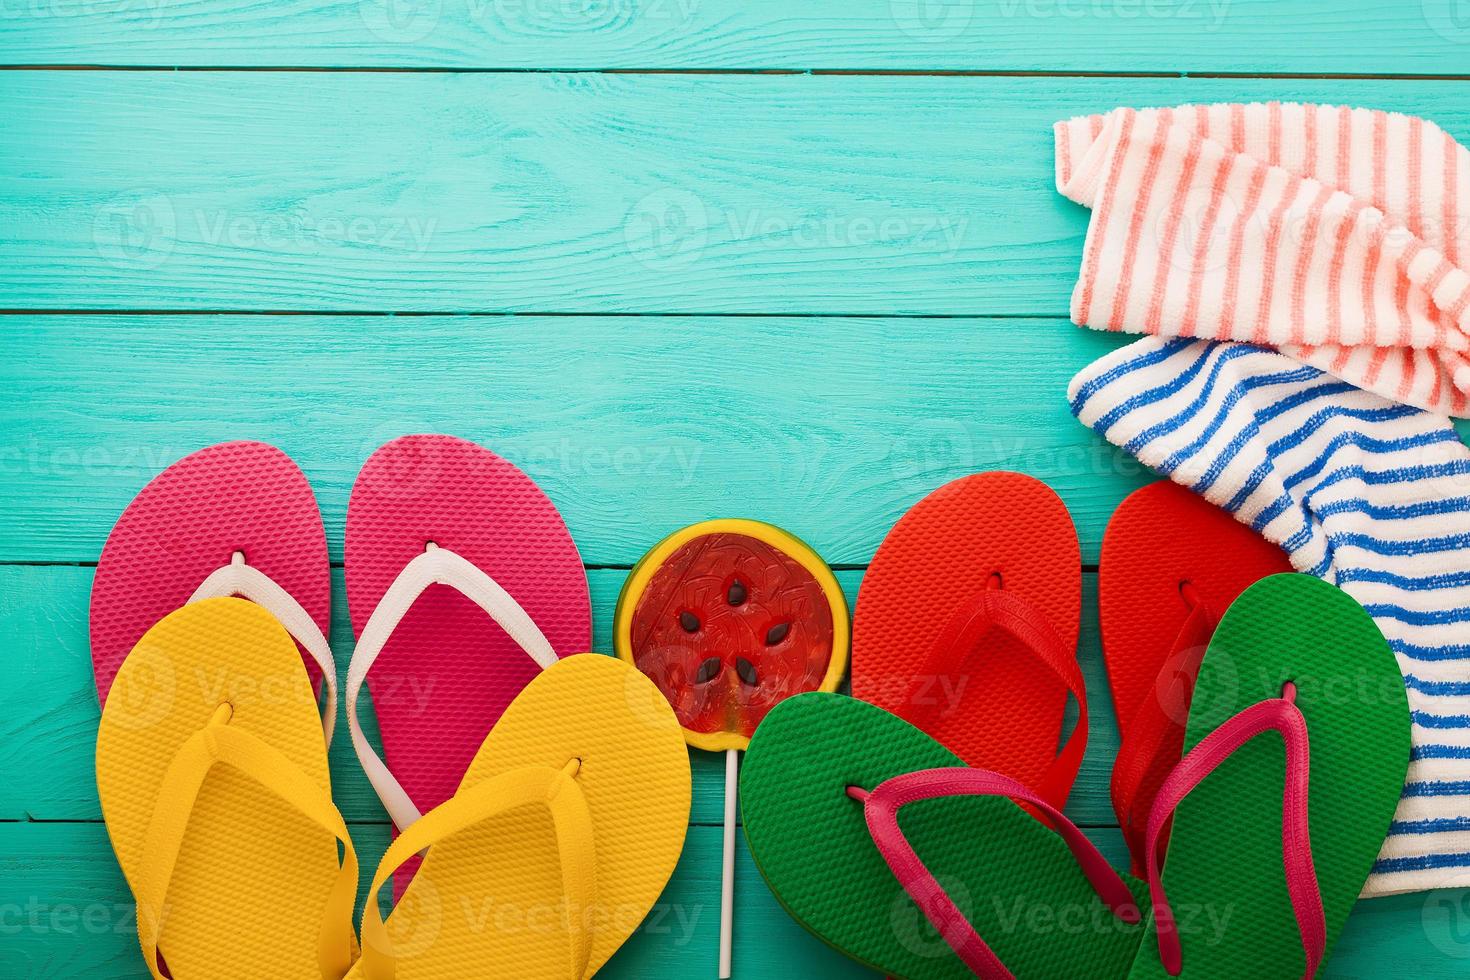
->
[1125,573,1412,979]
[741,692,1149,979]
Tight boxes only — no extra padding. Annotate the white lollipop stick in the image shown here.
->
[719,747,738,977]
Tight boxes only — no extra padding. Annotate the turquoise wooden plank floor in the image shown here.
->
[4,2,1470,977]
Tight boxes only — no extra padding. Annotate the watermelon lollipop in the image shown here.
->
[616,519,849,976]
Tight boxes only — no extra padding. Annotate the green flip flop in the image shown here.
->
[1124,573,1411,979]
[741,692,1150,979]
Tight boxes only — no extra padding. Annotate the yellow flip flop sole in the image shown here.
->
[96,597,359,979]
[354,653,691,979]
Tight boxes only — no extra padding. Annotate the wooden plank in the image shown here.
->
[6,73,1470,313]
[8,318,1467,567]
[0,822,1461,978]
[0,822,875,979]
[1,1,1467,74]
[2,316,1156,566]
[0,564,1125,827]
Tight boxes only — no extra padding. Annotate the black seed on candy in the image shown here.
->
[695,657,722,684]
[680,611,700,633]
[765,622,791,645]
[736,658,759,686]
[728,580,747,606]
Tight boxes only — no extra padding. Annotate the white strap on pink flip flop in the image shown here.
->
[187,550,339,748]
[346,543,560,831]
[90,441,335,745]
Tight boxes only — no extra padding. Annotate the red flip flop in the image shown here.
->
[344,435,591,837]
[1099,480,1292,875]
[90,441,335,736]
[851,472,1087,809]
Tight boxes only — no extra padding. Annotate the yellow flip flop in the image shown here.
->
[96,597,360,979]
[351,653,691,979]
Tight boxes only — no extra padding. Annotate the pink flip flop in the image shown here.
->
[90,441,336,738]
[344,435,591,833]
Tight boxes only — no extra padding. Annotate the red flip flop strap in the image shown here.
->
[1143,687,1326,979]
[915,588,1087,810]
[1110,600,1217,873]
[850,767,1140,979]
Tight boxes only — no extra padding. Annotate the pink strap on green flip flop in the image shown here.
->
[1143,682,1326,979]
[903,585,1090,811]
[848,767,1140,979]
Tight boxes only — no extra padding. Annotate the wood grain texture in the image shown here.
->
[8,317,1466,565]
[7,7,1470,974]
[0,824,1462,979]
[7,73,1470,313]
[3,316,1163,566]
[0,822,876,979]
[2,0,1469,73]
[0,563,1127,828]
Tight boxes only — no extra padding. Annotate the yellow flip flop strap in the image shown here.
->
[359,761,597,980]
[133,706,361,980]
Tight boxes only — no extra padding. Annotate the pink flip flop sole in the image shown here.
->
[90,441,330,704]
[345,435,591,818]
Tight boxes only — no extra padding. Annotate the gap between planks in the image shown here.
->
[6,66,1470,82]
[0,310,1065,319]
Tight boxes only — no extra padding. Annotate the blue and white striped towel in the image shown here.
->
[1071,335,1470,897]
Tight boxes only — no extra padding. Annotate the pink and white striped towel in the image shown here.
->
[1055,103,1470,417]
